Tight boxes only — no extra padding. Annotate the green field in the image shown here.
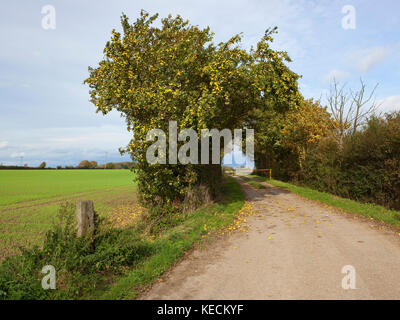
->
[0,169,137,260]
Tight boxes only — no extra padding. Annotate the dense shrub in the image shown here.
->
[300,112,400,210]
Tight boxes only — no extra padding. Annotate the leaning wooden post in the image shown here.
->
[76,200,95,237]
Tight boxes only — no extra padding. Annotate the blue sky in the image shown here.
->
[0,0,399,167]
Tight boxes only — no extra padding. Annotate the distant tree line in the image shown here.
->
[57,161,133,169]
[0,161,133,170]
[73,160,133,169]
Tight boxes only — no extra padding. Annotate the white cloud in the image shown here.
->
[0,141,8,148]
[4,125,131,153]
[11,152,25,158]
[323,69,350,83]
[356,47,391,73]
[377,95,400,112]
[0,125,132,166]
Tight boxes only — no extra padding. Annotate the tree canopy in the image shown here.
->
[85,10,301,210]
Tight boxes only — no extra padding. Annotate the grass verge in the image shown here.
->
[248,175,400,227]
[99,176,244,299]
[240,176,266,189]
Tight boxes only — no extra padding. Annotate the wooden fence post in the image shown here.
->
[76,200,94,237]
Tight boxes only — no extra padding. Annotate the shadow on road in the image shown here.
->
[233,176,289,202]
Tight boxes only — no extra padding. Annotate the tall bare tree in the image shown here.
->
[350,78,379,135]
[326,78,380,149]
[327,79,352,149]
